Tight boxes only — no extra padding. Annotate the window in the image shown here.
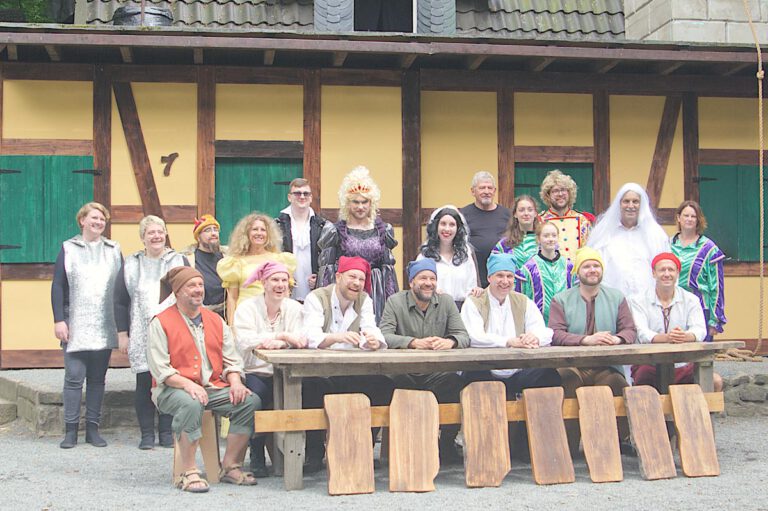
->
[0,155,94,263]
[699,164,767,262]
[354,0,413,32]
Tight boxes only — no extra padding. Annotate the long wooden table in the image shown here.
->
[255,341,743,490]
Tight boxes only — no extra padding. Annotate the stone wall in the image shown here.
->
[624,0,768,44]
[723,373,768,416]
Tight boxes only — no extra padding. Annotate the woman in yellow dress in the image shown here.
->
[217,212,296,323]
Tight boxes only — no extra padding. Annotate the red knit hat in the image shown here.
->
[338,256,371,295]
[651,252,681,271]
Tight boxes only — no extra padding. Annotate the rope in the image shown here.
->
[741,0,764,357]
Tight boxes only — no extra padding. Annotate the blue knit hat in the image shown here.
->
[407,258,437,281]
[486,253,516,277]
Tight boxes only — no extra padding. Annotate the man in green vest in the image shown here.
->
[380,258,470,463]
[302,255,395,473]
[548,247,637,456]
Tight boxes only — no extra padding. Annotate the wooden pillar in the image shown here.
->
[197,66,216,217]
[303,69,322,211]
[93,64,111,236]
[646,96,681,210]
[682,92,700,203]
[402,70,421,283]
[593,90,611,214]
[497,86,515,208]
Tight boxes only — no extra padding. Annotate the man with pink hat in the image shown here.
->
[301,255,394,473]
[628,252,723,391]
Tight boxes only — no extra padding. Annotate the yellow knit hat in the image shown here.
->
[573,247,604,275]
[193,214,220,241]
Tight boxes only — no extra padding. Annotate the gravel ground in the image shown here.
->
[0,414,766,511]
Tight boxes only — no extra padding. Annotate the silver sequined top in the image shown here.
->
[123,249,186,373]
[62,235,122,352]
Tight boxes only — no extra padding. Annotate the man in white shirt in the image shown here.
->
[276,178,331,301]
[301,255,394,472]
[629,252,723,391]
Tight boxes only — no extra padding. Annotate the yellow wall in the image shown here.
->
[699,98,759,149]
[216,84,303,141]
[421,91,497,209]
[3,80,93,140]
[111,83,198,206]
[320,86,402,209]
[1,281,56,350]
[721,278,768,340]
[514,93,593,146]
[610,96,662,198]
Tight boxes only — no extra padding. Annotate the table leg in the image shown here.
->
[694,360,715,392]
[271,368,285,477]
[655,363,674,394]
[282,370,305,491]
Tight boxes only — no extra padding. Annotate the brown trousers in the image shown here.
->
[557,367,630,456]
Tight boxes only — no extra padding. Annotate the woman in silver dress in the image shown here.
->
[114,215,188,449]
[51,202,123,449]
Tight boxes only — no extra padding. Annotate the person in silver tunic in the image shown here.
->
[114,215,189,449]
[51,202,122,449]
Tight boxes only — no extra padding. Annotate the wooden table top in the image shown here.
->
[255,341,744,378]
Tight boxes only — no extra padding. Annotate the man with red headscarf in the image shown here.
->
[628,252,723,391]
[301,255,394,472]
[148,267,260,492]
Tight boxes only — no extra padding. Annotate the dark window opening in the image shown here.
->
[354,0,413,32]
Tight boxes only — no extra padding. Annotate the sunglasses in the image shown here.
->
[291,191,312,197]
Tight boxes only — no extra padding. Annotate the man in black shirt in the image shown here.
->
[187,214,226,318]
[460,171,511,287]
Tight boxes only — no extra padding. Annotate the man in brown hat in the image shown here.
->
[147,267,260,493]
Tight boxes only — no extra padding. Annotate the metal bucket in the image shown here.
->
[112,6,173,26]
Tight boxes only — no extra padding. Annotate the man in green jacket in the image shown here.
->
[379,258,469,463]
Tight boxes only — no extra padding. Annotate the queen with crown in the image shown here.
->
[316,166,399,322]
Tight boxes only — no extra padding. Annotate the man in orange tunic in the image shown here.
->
[148,267,260,492]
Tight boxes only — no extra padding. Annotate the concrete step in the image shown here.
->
[0,398,17,425]
[0,369,137,436]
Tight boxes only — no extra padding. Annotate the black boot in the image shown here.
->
[60,422,78,449]
[85,422,107,447]
[249,436,269,478]
[136,402,155,450]
[157,414,174,448]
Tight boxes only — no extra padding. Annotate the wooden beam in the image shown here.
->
[217,66,302,85]
[215,140,303,159]
[193,48,203,65]
[466,55,487,70]
[44,45,61,62]
[656,207,677,225]
[112,82,164,220]
[254,393,725,433]
[6,44,17,61]
[497,87,515,207]
[593,60,619,74]
[303,69,321,212]
[0,65,3,157]
[93,65,112,235]
[119,46,133,64]
[528,57,555,72]
[263,49,276,66]
[723,261,768,277]
[721,62,751,76]
[1,263,53,280]
[332,51,348,67]
[197,67,216,218]
[399,54,417,69]
[402,70,422,283]
[514,145,594,163]
[682,93,700,203]
[699,148,758,166]
[658,61,685,76]
[593,90,611,214]
[320,68,402,87]
[646,96,682,208]
[1,139,93,155]
[111,205,198,223]
[107,64,198,83]
[1,63,93,81]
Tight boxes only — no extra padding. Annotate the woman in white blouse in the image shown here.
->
[418,205,482,309]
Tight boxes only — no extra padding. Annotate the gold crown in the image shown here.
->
[347,183,371,195]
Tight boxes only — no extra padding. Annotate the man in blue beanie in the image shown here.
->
[380,258,469,464]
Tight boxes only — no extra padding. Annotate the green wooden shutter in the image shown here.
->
[0,155,93,263]
[700,164,767,262]
[215,158,303,244]
[514,163,594,214]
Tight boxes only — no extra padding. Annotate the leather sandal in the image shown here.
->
[176,469,210,493]
[219,463,258,486]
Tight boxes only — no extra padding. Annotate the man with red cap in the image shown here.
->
[301,255,394,472]
[628,252,723,391]
[147,267,260,493]
[184,214,227,318]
